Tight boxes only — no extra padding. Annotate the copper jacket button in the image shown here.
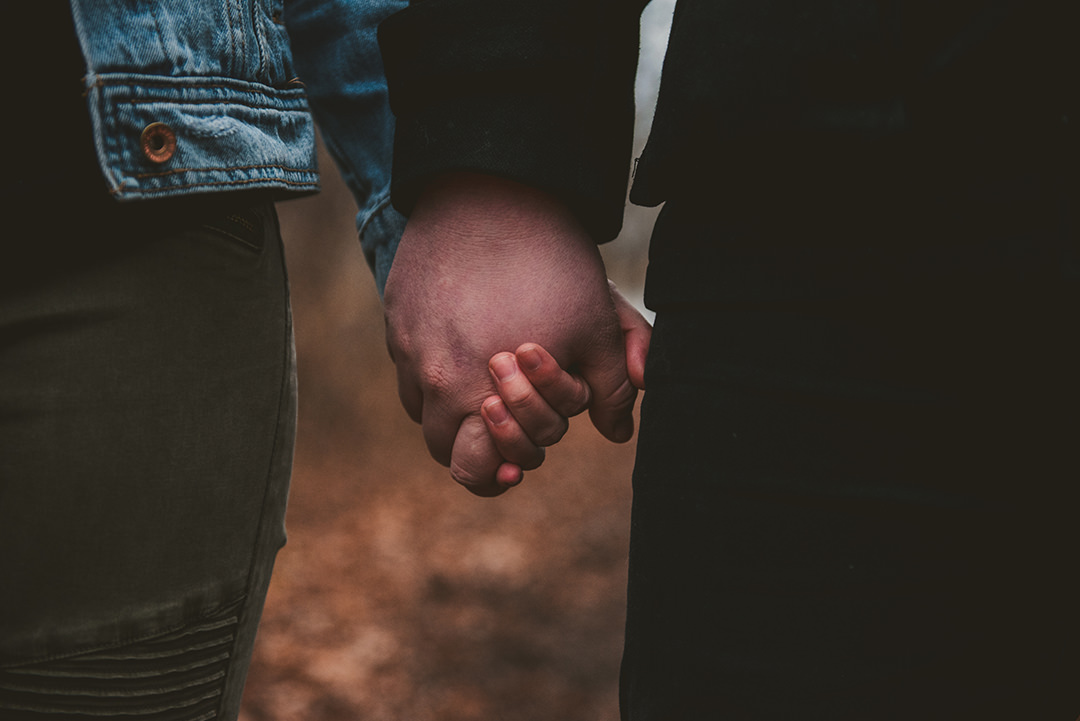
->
[140,122,177,163]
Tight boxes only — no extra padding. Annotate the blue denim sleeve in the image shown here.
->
[285,0,408,296]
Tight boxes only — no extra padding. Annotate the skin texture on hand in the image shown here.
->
[383,172,642,496]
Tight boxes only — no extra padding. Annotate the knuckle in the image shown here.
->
[502,387,538,414]
[449,453,492,487]
[417,364,455,402]
[569,382,592,415]
[449,465,502,497]
[596,378,638,415]
[449,460,484,488]
[531,365,565,393]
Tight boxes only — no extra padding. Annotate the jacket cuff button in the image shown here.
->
[141,122,177,163]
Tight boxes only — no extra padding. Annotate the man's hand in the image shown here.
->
[383,172,641,496]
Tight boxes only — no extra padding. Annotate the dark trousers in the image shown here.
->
[0,198,295,720]
[621,180,1079,719]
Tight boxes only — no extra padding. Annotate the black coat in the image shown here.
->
[379,1,1071,249]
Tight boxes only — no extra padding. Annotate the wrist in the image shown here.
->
[409,172,591,251]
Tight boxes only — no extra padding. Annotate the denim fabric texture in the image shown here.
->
[69,0,317,201]
[285,0,408,294]
[68,0,407,290]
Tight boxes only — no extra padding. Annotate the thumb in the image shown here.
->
[611,284,652,391]
[576,330,639,445]
[449,413,511,497]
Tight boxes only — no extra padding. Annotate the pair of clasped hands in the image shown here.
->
[383,173,652,496]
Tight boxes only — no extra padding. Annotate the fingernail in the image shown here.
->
[518,346,542,371]
[490,354,517,382]
[484,398,510,425]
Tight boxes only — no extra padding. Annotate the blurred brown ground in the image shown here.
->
[237,138,652,721]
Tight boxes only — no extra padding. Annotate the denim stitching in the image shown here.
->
[133,163,314,179]
[233,0,246,75]
[91,77,308,100]
[254,0,270,80]
[148,4,170,71]
[122,98,309,111]
[108,176,318,197]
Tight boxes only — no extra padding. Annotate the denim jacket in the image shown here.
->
[69,0,407,292]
